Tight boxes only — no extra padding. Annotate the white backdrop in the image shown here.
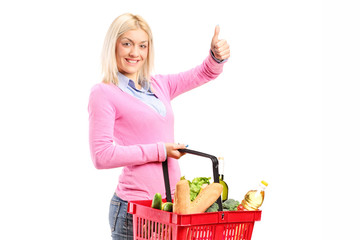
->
[0,0,359,240]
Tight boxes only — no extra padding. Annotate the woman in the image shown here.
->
[88,13,230,239]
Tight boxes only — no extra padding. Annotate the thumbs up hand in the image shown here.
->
[211,25,230,61]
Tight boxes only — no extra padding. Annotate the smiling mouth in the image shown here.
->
[126,59,139,64]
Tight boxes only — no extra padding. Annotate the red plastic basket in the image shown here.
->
[128,199,261,240]
[127,149,262,240]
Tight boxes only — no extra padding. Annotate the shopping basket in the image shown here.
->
[128,149,262,240]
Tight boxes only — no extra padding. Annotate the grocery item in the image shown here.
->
[199,183,209,194]
[222,199,240,211]
[173,179,223,214]
[151,193,162,210]
[173,179,191,214]
[205,202,219,212]
[161,202,173,212]
[190,183,223,214]
[187,177,211,201]
[218,157,229,202]
[238,181,268,211]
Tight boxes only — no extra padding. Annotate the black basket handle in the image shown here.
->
[162,148,223,212]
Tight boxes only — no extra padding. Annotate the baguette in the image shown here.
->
[173,179,191,214]
[189,183,223,214]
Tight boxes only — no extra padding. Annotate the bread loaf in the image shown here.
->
[173,179,191,214]
[189,183,223,214]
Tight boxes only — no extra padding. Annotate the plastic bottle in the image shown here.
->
[238,181,268,211]
[218,157,229,202]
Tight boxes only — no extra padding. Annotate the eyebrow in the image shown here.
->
[121,37,148,44]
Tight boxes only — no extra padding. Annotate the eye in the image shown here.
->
[140,44,148,49]
[122,42,131,47]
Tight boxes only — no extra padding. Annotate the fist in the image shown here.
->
[211,25,230,61]
[165,143,187,159]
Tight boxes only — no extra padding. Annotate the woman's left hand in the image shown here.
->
[211,25,230,61]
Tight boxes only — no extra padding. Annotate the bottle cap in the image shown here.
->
[261,180,268,187]
[218,157,224,174]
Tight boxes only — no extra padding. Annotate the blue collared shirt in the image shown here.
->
[117,73,167,117]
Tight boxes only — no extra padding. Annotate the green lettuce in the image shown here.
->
[188,177,211,201]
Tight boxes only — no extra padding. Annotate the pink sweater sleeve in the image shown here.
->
[154,53,224,100]
[88,85,166,169]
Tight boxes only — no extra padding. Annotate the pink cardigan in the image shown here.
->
[88,54,224,201]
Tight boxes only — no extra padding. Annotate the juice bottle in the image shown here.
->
[238,181,268,211]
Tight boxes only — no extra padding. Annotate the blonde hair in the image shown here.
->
[101,13,154,85]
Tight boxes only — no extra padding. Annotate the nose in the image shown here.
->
[129,45,139,58]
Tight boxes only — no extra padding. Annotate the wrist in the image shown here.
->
[210,49,226,63]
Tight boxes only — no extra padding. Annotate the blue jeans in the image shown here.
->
[109,193,133,239]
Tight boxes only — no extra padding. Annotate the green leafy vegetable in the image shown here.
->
[222,199,240,211]
[189,177,211,201]
[182,176,211,201]
[205,202,219,212]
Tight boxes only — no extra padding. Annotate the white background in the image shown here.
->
[0,0,359,239]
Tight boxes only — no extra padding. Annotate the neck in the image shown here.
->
[123,72,141,89]
[134,81,142,90]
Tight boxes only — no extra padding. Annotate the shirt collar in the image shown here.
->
[117,72,153,94]
[117,72,130,91]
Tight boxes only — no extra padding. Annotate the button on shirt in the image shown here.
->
[117,72,167,117]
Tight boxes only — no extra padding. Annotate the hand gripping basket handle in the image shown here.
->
[162,148,223,212]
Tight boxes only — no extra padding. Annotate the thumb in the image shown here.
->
[212,25,220,44]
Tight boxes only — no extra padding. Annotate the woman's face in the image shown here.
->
[116,28,149,81]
